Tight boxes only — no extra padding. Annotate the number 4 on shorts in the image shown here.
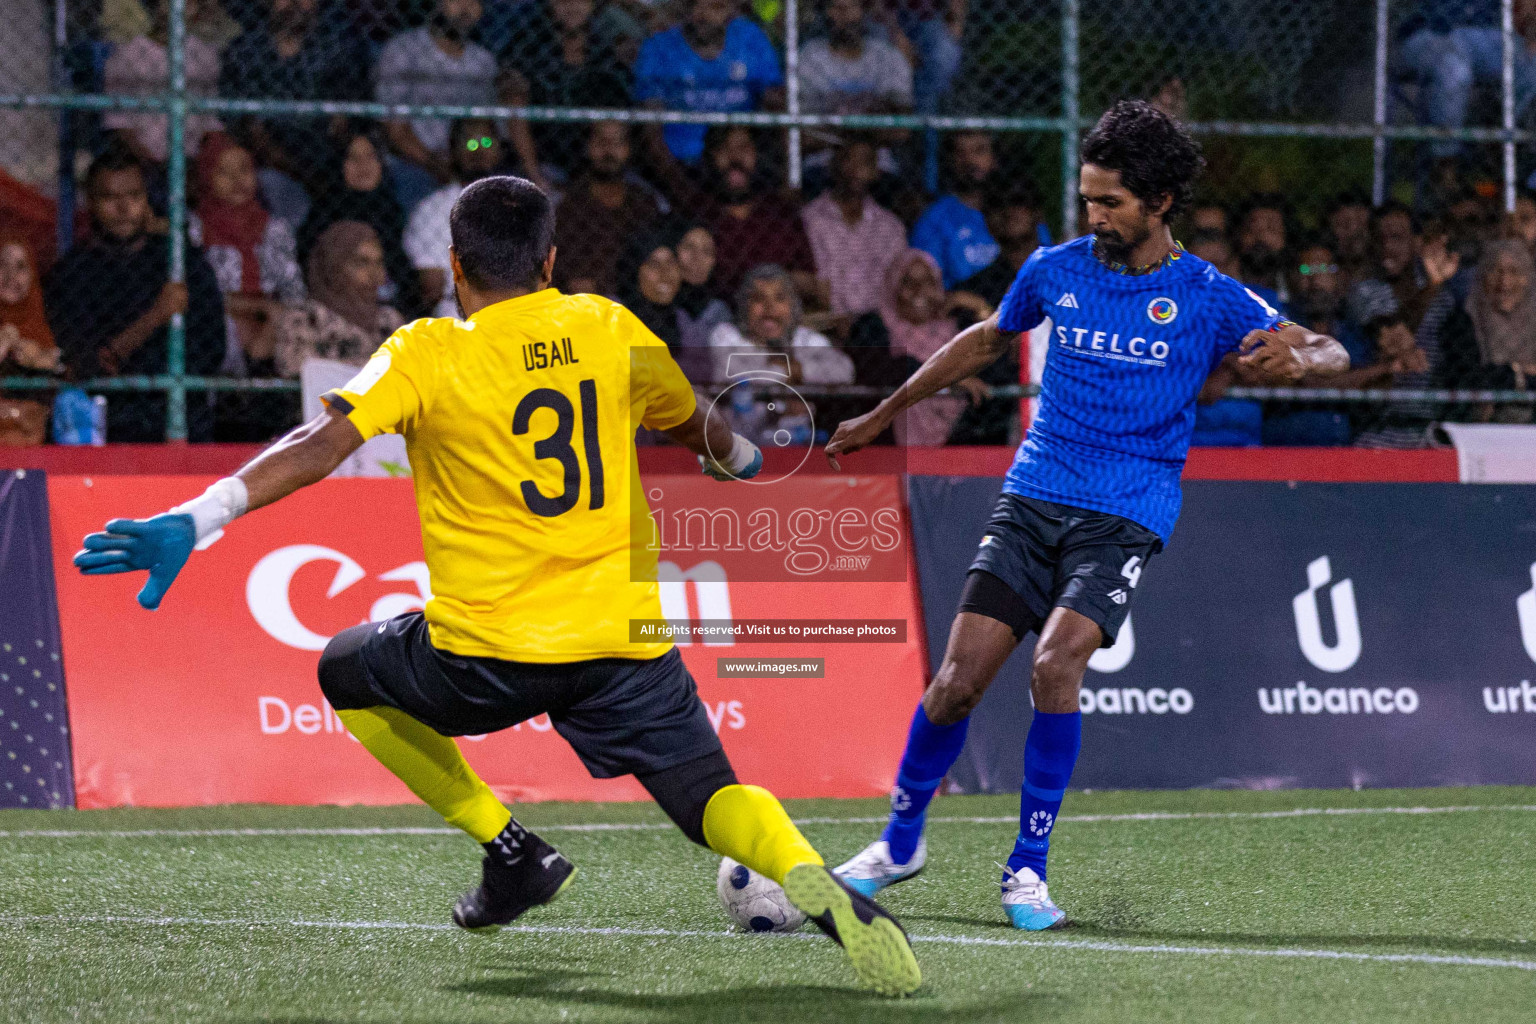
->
[1121,556,1143,588]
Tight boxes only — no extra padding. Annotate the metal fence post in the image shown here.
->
[52,0,73,255]
[1372,0,1389,206]
[1503,0,1517,212]
[1061,0,1080,239]
[165,0,188,441]
[786,0,801,189]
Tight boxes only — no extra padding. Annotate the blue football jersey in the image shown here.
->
[996,236,1284,542]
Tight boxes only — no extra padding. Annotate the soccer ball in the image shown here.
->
[716,857,807,933]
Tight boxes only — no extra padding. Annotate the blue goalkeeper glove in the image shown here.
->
[73,514,197,610]
[699,433,763,481]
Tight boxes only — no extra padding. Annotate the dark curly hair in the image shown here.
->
[1080,100,1205,221]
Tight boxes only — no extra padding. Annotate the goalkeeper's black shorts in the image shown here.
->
[318,612,723,779]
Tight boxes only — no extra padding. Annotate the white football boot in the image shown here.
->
[999,863,1067,930]
[833,837,927,897]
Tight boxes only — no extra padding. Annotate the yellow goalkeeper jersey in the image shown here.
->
[322,289,696,662]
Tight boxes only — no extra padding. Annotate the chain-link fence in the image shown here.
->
[2,0,1534,446]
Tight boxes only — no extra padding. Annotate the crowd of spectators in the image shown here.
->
[1189,187,1536,448]
[2,0,1535,446]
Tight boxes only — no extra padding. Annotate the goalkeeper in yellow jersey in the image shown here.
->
[72,176,919,996]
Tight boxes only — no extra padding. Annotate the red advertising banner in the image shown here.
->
[49,475,925,808]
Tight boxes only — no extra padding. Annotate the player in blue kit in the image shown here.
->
[823,100,1348,929]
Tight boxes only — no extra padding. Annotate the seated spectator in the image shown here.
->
[1186,228,1240,279]
[0,167,75,283]
[955,183,1043,306]
[634,0,784,165]
[697,127,819,305]
[1498,188,1536,258]
[496,0,634,177]
[44,147,225,442]
[1346,202,1460,336]
[847,249,979,445]
[375,0,499,209]
[276,221,405,377]
[1443,184,1498,258]
[484,0,642,63]
[298,124,425,319]
[553,121,666,298]
[800,0,913,119]
[796,0,914,189]
[1324,191,1373,289]
[1189,228,1283,448]
[672,223,733,349]
[1292,239,1347,338]
[708,264,854,405]
[616,227,684,348]
[801,137,908,316]
[404,117,508,318]
[1234,193,1294,309]
[190,134,305,374]
[219,0,370,226]
[1271,250,1446,448]
[872,0,962,119]
[911,130,1001,288]
[1397,2,1536,160]
[1238,238,1351,447]
[1468,240,1536,394]
[948,184,1041,444]
[1189,202,1229,236]
[102,0,223,168]
[0,235,62,445]
[614,225,713,382]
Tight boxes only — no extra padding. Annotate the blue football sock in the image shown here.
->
[1006,710,1082,882]
[881,704,970,863]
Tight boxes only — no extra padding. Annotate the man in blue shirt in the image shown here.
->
[1397,0,1536,158]
[824,100,1347,930]
[911,130,1001,288]
[633,0,784,165]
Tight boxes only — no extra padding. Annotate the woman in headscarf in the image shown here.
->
[672,223,732,350]
[298,124,424,318]
[190,132,304,372]
[1465,240,1536,421]
[276,220,405,378]
[616,226,683,348]
[1469,240,1536,378]
[848,248,986,446]
[615,224,716,385]
[0,234,61,444]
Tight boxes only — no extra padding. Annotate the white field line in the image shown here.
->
[2,804,1534,840]
[0,914,1532,974]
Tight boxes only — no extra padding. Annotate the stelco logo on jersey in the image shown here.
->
[1053,325,1171,366]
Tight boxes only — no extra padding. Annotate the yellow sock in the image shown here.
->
[701,784,824,885]
[337,707,512,843]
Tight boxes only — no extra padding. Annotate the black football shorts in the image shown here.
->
[322,612,723,778]
[959,493,1161,647]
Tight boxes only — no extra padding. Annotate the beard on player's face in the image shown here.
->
[1093,217,1153,264]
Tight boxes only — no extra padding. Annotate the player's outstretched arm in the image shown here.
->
[1237,324,1349,383]
[825,314,1019,468]
[72,409,365,609]
[666,400,764,482]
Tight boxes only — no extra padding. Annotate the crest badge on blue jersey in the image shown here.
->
[1147,297,1178,324]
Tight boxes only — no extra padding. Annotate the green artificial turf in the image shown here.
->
[2,787,1533,1023]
